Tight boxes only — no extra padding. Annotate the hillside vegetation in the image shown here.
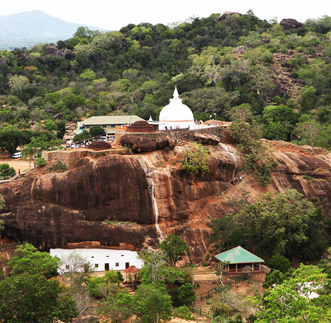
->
[1,11,331,152]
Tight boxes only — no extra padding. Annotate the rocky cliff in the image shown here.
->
[1,140,331,262]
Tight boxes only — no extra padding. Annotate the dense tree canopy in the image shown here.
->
[0,12,331,151]
[210,189,328,260]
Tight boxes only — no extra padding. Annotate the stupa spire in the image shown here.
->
[173,86,179,99]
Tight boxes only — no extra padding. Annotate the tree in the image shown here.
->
[178,283,196,306]
[134,284,172,323]
[180,142,210,176]
[0,274,77,323]
[139,249,186,285]
[228,104,276,186]
[73,130,92,143]
[159,234,190,266]
[89,125,106,137]
[265,254,291,273]
[255,264,331,322]
[60,251,94,316]
[235,189,320,258]
[100,290,134,323]
[8,75,29,93]
[295,119,323,152]
[21,135,62,159]
[8,242,60,279]
[215,261,230,286]
[0,125,23,155]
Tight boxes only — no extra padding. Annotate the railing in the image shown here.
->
[189,305,212,317]
[195,287,218,302]
[188,287,220,317]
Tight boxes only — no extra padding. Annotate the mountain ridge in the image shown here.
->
[0,10,107,49]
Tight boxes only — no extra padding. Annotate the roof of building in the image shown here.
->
[81,115,144,126]
[124,265,138,273]
[215,246,264,264]
[159,87,194,123]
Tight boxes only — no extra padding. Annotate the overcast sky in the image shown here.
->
[2,0,331,31]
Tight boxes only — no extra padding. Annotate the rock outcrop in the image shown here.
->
[2,141,331,262]
[119,134,175,152]
[280,18,303,31]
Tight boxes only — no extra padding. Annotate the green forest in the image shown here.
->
[1,11,331,153]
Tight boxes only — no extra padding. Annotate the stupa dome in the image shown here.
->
[159,87,195,130]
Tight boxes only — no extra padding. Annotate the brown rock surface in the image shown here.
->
[280,18,303,31]
[2,141,331,262]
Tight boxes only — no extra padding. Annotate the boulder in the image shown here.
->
[44,45,61,57]
[63,49,75,60]
[280,18,303,31]
[120,134,156,152]
[218,12,241,21]
[120,134,176,152]
[194,133,220,145]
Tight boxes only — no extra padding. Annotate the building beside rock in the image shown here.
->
[50,248,143,272]
[159,87,196,130]
[75,115,144,137]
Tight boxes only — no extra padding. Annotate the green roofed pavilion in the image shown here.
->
[215,246,264,275]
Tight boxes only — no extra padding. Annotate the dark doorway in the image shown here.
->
[105,263,109,271]
[125,262,130,269]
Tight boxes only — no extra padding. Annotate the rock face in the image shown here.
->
[2,141,331,262]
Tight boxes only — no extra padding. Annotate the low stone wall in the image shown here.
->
[116,126,223,143]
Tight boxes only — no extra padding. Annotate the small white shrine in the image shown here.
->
[159,87,195,130]
[50,248,143,272]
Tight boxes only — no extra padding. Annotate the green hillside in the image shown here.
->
[0,11,331,151]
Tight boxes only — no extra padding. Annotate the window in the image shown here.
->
[91,256,94,258]
[106,255,109,257]
[121,255,124,257]
[115,263,119,267]
[95,264,99,268]
[65,265,69,270]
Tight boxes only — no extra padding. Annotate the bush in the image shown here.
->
[265,254,290,273]
[173,306,193,320]
[180,142,210,176]
[36,157,47,166]
[48,162,67,172]
[0,164,15,178]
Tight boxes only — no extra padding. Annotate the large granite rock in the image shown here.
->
[2,141,331,262]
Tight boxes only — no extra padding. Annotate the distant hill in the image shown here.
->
[0,10,107,50]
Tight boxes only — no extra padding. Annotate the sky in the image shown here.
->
[1,0,331,31]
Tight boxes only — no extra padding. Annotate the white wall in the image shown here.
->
[50,248,144,272]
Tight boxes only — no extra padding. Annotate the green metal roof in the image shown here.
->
[215,246,264,264]
[82,115,144,126]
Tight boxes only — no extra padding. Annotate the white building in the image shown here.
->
[159,87,196,130]
[50,248,144,272]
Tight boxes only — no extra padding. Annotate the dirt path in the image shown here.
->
[0,159,35,174]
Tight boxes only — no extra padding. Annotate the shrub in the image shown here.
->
[180,142,210,176]
[265,254,290,273]
[0,164,15,178]
[36,157,47,166]
[48,162,67,172]
[173,306,194,320]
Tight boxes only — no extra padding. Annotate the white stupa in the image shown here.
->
[159,87,195,130]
